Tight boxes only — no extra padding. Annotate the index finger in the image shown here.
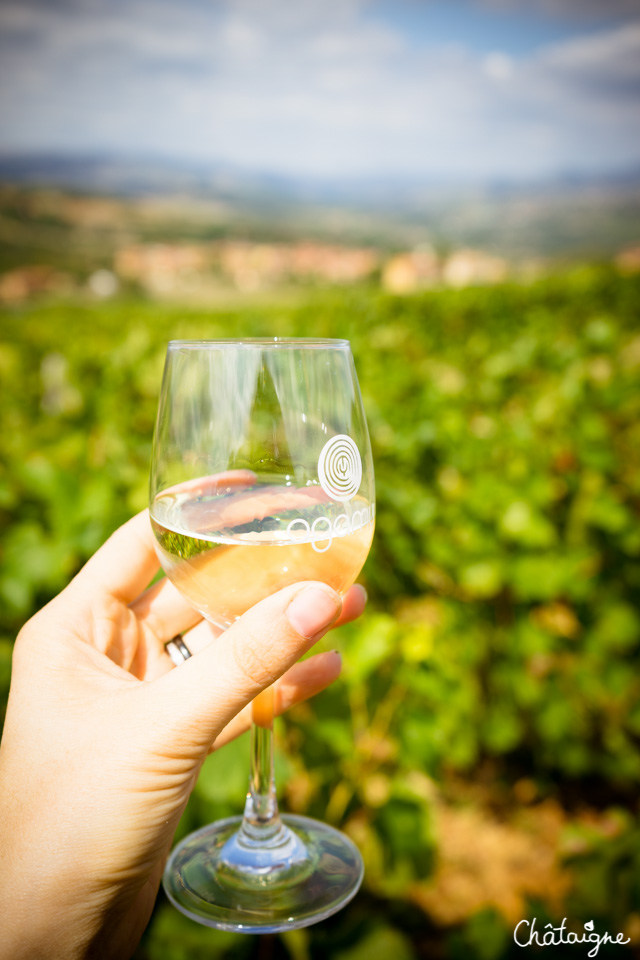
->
[71,510,159,603]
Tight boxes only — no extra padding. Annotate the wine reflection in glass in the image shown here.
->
[149,339,375,933]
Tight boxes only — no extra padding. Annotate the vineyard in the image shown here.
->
[1,266,640,958]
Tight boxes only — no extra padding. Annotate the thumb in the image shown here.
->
[144,581,342,751]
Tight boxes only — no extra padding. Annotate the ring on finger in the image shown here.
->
[164,635,192,665]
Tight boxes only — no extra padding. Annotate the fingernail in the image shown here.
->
[356,584,368,603]
[286,585,341,639]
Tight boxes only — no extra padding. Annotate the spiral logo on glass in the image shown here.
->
[286,433,372,553]
[318,434,362,502]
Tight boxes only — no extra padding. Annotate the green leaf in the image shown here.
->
[334,925,416,960]
[460,560,503,598]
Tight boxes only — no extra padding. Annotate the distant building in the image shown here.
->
[219,241,378,289]
[442,249,508,287]
[615,245,640,274]
[382,246,440,293]
[114,243,210,293]
[0,266,73,303]
[114,240,379,294]
[286,243,379,284]
[88,269,119,298]
[218,242,287,291]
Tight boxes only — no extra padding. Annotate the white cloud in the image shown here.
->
[0,0,638,180]
[483,52,514,80]
[540,20,640,86]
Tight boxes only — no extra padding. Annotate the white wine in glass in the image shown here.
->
[149,339,375,932]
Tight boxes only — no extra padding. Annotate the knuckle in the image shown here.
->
[231,624,277,689]
[13,623,35,662]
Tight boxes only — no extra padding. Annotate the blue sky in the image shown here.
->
[0,0,639,181]
[370,0,636,55]
[372,1,574,54]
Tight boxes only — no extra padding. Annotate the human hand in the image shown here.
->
[0,511,366,960]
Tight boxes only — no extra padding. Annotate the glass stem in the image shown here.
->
[240,685,283,843]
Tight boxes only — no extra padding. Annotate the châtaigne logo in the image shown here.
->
[318,434,362,502]
[514,917,630,957]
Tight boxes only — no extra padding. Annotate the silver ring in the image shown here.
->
[165,635,192,665]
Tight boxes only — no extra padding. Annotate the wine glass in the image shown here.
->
[149,338,375,933]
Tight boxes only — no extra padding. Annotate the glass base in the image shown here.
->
[163,814,364,933]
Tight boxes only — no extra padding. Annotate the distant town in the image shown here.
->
[1,179,639,304]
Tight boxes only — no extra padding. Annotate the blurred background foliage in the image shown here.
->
[2,266,640,959]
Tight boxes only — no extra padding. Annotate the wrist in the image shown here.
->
[0,844,94,960]
[0,795,104,960]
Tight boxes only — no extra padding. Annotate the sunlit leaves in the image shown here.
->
[2,268,640,955]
